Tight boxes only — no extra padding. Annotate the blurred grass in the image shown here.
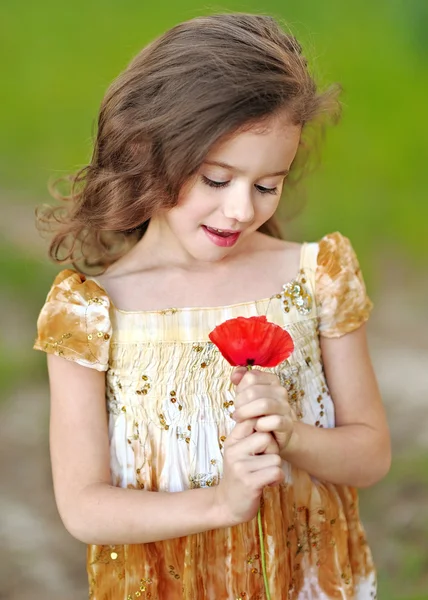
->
[361,453,428,599]
[0,241,56,396]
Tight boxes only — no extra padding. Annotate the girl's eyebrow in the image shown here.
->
[203,160,289,177]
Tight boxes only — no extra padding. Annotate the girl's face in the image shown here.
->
[155,114,301,265]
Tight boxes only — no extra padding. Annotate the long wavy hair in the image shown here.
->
[37,13,341,274]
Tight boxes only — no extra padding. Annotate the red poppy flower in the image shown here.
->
[208,316,294,368]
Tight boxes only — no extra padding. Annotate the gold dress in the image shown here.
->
[34,232,377,600]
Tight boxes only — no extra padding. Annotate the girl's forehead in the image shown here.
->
[205,120,301,171]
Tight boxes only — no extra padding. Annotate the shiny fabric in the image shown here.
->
[34,232,376,599]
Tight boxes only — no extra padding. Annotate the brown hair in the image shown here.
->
[37,12,341,273]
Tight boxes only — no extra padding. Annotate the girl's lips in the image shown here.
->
[202,225,241,247]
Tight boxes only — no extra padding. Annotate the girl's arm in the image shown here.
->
[282,324,391,487]
[47,354,282,545]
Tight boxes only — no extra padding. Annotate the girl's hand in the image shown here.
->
[214,418,285,526]
[231,367,294,456]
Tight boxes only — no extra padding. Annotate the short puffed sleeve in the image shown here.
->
[315,232,373,338]
[33,269,112,371]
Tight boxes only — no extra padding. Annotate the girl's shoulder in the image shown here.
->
[38,268,111,313]
[33,269,112,371]
[245,231,373,339]
[256,229,355,256]
[256,230,360,276]
[314,231,361,273]
[308,232,373,338]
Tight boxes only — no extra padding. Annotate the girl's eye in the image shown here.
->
[255,184,278,195]
[202,175,278,195]
[202,175,229,188]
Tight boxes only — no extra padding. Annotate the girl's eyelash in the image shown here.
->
[201,175,228,188]
[201,176,278,195]
[255,184,278,195]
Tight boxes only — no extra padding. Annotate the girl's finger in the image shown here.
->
[264,435,280,455]
[234,383,286,409]
[235,431,274,456]
[243,453,282,472]
[247,465,285,489]
[255,414,292,433]
[224,418,257,447]
[233,397,283,422]
[230,366,248,387]
[235,369,280,393]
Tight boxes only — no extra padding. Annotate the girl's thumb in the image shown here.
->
[230,366,247,386]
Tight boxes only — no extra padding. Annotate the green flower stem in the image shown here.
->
[257,506,271,599]
[246,364,271,599]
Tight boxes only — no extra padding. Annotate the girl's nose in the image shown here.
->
[222,189,255,224]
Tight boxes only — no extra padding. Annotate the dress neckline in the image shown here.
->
[87,242,308,315]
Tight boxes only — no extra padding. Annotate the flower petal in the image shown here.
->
[209,316,294,367]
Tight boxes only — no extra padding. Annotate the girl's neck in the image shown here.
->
[95,231,302,313]
[107,217,262,276]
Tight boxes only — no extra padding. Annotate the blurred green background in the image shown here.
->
[0,1,427,598]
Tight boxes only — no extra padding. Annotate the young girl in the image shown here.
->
[34,13,390,600]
